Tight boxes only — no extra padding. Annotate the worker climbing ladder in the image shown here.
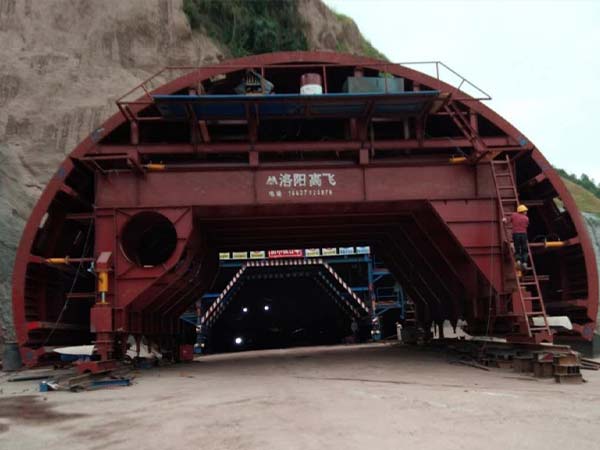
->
[491,156,552,343]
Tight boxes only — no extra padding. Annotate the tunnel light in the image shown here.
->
[264,305,270,311]
[234,337,243,345]
[242,307,248,313]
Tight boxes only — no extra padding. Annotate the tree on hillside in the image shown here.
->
[556,168,600,199]
[183,0,309,57]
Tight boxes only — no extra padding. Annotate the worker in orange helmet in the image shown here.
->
[503,204,530,269]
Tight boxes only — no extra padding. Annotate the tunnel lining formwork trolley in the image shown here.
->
[11,51,598,366]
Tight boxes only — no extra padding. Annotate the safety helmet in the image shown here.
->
[517,204,528,213]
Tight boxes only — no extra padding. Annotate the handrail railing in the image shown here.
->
[115,60,492,115]
[398,61,492,101]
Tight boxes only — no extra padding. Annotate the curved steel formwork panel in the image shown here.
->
[12,51,598,366]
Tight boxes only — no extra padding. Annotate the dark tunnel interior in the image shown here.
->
[207,277,365,353]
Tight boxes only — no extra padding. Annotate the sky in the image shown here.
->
[323,0,600,181]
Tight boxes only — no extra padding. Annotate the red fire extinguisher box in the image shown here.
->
[179,345,194,362]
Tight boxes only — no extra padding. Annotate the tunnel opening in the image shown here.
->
[192,255,374,354]
[192,202,483,334]
[208,277,357,353]
[179,202,487,356]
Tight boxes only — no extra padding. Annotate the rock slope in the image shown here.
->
[0,0,224,342]
[582,214,600,333]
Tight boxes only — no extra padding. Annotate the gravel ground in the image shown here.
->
[1,343,599,450]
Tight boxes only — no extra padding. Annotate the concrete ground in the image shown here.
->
[1,343,599,450]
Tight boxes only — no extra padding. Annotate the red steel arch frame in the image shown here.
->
[12,51,598,365]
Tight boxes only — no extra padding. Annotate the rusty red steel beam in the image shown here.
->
[94,165,497,208]
[89,136,520,156]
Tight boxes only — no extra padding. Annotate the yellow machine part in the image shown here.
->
[45,257,69,264]
[145,163,166,171]
[449,156,467,164]
[98,271,109,293]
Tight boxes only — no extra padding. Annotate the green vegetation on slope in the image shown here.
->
[183,0,309,57]
[561,178,600,215]
[330,9,387,60]
[554,168,600,215]
[556,168,600,200]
